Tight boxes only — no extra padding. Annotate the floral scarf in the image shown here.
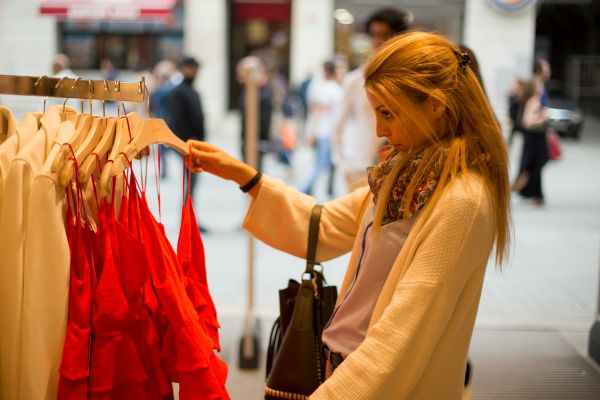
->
[367,148,440,225]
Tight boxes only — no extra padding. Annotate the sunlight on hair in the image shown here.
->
[363,31,511,267]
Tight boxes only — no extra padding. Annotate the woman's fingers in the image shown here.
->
[189,147,222,166]
[187,139,220,153]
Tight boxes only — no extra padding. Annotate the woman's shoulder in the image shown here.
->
[437,172,492,215]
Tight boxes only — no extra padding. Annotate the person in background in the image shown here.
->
[52,53,77,79]
[166,56,207,229]
[334,8,412,192]
[150,60,179,178]
[297,73,313,125]
[100,58,118,81]
[507,79,524,146]
[533,58,552,107]
[511,79,550,206]
[298,61,343,197]
[186,31,511,399]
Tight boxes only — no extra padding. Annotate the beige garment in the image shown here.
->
[242,173,494,399]
[0,113,39,208]
[0,105,18,143]
[0,109,60,400]
[19,120,76,399]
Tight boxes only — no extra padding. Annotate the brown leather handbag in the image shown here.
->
[264,205,338,400]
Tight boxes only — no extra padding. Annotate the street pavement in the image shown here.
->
[141,114,600,398]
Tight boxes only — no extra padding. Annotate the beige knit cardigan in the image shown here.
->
[242,172,495,399]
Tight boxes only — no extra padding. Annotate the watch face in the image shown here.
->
[488,0,536,14]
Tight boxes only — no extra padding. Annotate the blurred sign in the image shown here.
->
[39,0,176,21]
[488,0,536,13]
[233,0,291,22]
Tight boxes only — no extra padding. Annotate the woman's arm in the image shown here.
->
[311,176,495,399]
[522,96,549,130]
[187,140,367,261]
[242,176,368,261]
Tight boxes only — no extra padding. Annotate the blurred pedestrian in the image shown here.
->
[151,60,178,178]
[100,58,118,81]
[298,61,343,196]
[533,58,552,107]
[166,56,207,223]
[507,79,524,146]
[334,8,412,192]
[51,53,77,79]
[511,79,550,206]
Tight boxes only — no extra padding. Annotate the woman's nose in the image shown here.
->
[375,122,387,138]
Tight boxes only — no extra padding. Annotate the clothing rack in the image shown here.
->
[0,74,145,102]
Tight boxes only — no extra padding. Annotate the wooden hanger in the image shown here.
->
[39,107,62,145]
[108,118,188,177]
[98,113,142,197]
[50,114,92,172]
[78,118,117,183]
[0,105,18,143]
[58,117,107,187]
[42,120,77,175]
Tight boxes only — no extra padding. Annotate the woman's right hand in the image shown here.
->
[186,140,258,188]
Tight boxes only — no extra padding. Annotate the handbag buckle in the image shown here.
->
[302,271,321,300]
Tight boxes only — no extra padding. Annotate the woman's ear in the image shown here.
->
[428,90,447,119]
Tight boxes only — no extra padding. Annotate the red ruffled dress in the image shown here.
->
[87,180,172,400]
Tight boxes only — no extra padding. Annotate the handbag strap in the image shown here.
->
[305,205,323,274]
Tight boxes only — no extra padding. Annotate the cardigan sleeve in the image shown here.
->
[310,177,495,399]
[242,176,369,262]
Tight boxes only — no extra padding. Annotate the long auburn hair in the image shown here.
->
[364,31,511,266]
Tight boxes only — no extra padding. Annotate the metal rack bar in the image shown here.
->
[0,74,145,102]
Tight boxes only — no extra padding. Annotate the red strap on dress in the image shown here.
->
[58,151,94,400]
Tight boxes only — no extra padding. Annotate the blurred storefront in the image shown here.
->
[41,0,183,71]
[6,0,599,128]
[227,0,291,109]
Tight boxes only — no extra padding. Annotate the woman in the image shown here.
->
[188,31,510,399]
[512,79,550,205]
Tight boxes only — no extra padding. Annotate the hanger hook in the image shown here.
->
[103,80,109,92]
[34,75,47,87]
[54,77,67,89]
[71,77,82,90]
[62,97,69,114]
[138,77,144,94]
[43,96,48,113]
[144,85,152,118]
[88,79,94,115]
[102,100,106,117]
[114,80,120,92]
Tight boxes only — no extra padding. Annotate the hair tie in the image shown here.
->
[454,49,471,72]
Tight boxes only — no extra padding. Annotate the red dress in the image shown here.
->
[87,189,172,399]
[177,195,221,351]
[137,190,229,400]
[57,189,95,400]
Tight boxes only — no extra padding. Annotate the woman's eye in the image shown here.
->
[380,110,392,119]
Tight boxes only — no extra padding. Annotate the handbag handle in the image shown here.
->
[305,205,323,275]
